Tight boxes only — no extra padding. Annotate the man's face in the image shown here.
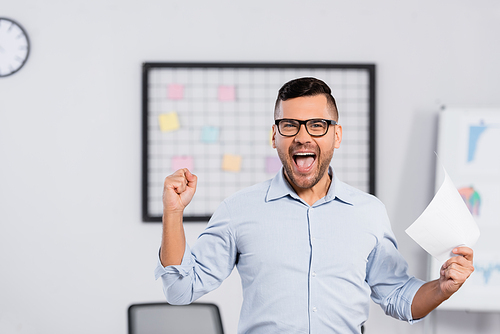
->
[272,94,342,191]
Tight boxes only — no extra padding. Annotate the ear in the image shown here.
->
[271,125,277,149]
[334,124,342,149]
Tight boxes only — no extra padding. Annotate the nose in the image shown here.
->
[293,123,312,143]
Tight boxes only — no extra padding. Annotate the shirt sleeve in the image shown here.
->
[154,201,238,305]
[366,208,426,323]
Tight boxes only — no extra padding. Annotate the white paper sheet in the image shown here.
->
[405,167,480,263]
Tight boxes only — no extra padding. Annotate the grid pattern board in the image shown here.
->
[142,63,376,222]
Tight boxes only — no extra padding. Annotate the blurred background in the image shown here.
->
[1,1,500,333]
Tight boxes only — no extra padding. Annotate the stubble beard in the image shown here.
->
[277,144,334,190]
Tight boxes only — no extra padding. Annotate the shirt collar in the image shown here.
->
[266,166,354,206]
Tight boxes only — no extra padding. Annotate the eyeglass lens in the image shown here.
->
[279,119,329,136]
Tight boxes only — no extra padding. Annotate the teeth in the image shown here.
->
[294,153,315,156]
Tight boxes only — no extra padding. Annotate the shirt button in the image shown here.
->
[312,272,316,277]
[312,307,317,312]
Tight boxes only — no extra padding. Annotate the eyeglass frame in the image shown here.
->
[274,118,338,137]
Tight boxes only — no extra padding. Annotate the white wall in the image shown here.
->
[1,1,500,333]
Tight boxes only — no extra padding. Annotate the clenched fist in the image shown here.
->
[162,168,198,214]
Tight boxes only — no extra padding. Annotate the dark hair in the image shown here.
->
[274,77,338,120]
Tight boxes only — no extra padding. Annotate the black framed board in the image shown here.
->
[142,62,376,222]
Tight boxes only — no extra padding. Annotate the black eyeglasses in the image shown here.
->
[274,118,337,137]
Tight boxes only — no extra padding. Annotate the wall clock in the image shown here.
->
[0,17,30,77]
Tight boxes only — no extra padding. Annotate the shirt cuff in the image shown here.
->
[406,277,427,324]
[154,243,194,280]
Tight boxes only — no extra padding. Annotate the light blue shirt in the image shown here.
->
[155,168,425,333]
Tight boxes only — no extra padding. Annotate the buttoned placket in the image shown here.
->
[307,205,318,332]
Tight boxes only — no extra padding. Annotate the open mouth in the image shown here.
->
[293,152,317,172]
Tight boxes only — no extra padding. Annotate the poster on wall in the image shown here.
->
[430,108,500,311]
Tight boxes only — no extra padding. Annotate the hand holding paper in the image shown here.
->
[411,245,475,318]
[405,167,480,263]
[439,246,475,296]
[407,167,478,317]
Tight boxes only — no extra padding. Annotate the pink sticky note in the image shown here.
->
[218,85,236,101]
[265,156,282,174]
[172,156,194,171]
[168,84,184,100]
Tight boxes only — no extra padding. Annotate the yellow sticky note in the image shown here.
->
[158,112,180,132]
[222,154,242,172]
[269,128,274,147]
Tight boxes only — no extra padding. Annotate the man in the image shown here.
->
[155,77,474,333]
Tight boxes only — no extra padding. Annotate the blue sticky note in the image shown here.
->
[201,126,219,143]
